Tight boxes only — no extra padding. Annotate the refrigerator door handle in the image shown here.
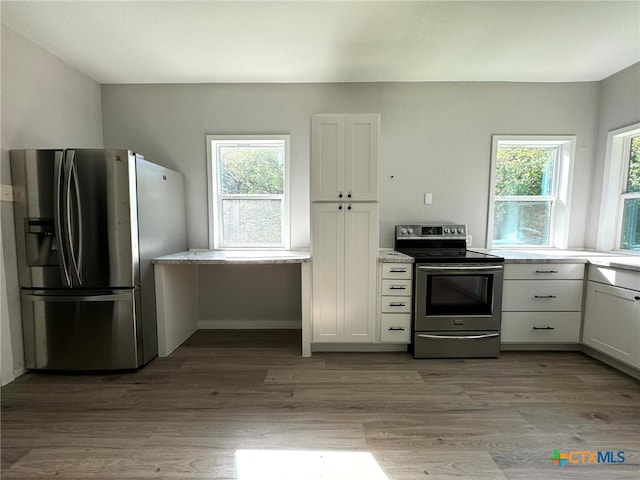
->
[64,150,83,286]
[54,151,72,286]
[22,292,132,302]
[70,152,84,283]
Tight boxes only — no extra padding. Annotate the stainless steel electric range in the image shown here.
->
[394,223,505,358]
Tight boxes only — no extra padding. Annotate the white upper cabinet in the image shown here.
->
[311,114,379,202]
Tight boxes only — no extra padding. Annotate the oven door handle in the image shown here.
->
[417,265,503,272]
[417,333,500,340]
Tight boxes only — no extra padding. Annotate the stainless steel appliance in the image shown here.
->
[10,149,187,370]
[394,224,504,358]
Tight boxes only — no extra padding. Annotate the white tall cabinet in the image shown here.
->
[311,114,379,344]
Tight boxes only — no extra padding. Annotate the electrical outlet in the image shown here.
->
[0,185,13,202]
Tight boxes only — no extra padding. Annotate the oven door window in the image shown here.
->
[427,274,494,316]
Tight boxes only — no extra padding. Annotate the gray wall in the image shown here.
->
[102,81,600,326]
[102,81,600,250]
[586,63,640,248]
[0,26,103,384]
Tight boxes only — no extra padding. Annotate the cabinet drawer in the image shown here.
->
[381,314,411,343]
[382,263,412,279]
[501,312,581,343]
[381,279,412,296]
[504,263,585,280]
[381,296,411,313]
[588,265,640,291]
[502,280,583,311]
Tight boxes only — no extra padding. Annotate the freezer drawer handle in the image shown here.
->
[533,326,555,330]
[534,295,557,299]
[418,333,500,340]
[23,293,132,302]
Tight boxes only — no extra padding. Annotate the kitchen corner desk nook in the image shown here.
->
[152,250,312,357]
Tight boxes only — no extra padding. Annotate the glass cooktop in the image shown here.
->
[395,248,505,264]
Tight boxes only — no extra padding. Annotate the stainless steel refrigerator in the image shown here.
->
[10,149,187,370]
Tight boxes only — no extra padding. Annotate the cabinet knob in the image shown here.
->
[347,192,352,198]
[635,296,640,301]
[338,192,343,198]
[338,205,343,210]
[347,205,352,210]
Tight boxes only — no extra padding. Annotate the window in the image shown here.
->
[598,123,640,251]
[207,135,289,249]
[487,136,575,248]
[620,135,640,250]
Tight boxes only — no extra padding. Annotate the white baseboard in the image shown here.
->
[197,319,302,330]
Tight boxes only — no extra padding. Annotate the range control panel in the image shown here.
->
[395,224,466,240]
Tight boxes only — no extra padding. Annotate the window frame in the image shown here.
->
[206,134,290,250]
[487,135,576,249]
[598,123,640,252]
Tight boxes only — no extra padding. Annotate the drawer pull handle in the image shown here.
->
[389,302,406,307]
[534,295,557,299]
[389,286,407,290]
[388,327,406,331]
[533,326,555,330]
[389,268,407,273]
[535,270,559,274]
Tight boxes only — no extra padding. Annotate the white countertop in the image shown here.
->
[474,248,640,272]
[378,248,414,263]
[379,247,640,272]
[153,249,311,264]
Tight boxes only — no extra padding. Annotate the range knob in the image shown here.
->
[458,228,465,234]
[400,228,408,235]
[444,228,450,234]
[407,228,414,234]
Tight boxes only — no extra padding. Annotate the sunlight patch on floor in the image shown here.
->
[235,449,390,480]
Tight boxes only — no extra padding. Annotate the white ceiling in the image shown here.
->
[2,1,639,84]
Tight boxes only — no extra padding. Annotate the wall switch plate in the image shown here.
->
[0,185,13,202]
[424,193,432,205]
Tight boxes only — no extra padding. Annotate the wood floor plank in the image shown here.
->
[2,329,639,479]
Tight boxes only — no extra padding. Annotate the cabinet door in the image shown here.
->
[311,114,378,202]
[311,204,345,342]
[583,281,640,368]
[344,203,378,342]
[345,115,378,201]
[311,116,345,201]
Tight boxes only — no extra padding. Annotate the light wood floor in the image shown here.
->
[2,330,639,479]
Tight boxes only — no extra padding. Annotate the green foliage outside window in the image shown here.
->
[495,146,555,196]
[626,136,640,193]
[219,146,284,195]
